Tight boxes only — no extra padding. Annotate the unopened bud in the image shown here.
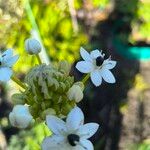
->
[67,85,83,103]
[9,105,33,128]
[25,38,41,54]
[58,60,71,75]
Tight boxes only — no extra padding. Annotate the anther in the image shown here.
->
[67,134,80,146]
[96,56,104,66]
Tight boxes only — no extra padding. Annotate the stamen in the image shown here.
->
[67,134,80,146]
[2,54,6,57]
[96,56,104,66]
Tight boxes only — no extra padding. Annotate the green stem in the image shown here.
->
[82,74,90,84]
[36,54,42,64]
[11,76,26,89]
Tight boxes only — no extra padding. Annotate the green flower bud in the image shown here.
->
[25,38,41,55]
[58,60,71,75]
[12,93,25,105]
[41,108,56,119]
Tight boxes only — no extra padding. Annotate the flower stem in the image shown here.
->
[36,54,42,64]
[82,74,90,84]
[11,76,26,89]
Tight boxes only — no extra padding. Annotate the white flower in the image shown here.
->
[67,85,83,103]
[0,49,19,82]
[76,47,117,86]
[9,105,33,128]
[42,107,99,150]
[25,38,41,54]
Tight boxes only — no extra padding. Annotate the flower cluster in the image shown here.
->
[0,38,116,150]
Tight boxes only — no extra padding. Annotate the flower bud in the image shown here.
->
[9,105,33,128]
[25,38,41,54]
[12,93,25,105]
[67,85,83,103]
[58,60,71,75]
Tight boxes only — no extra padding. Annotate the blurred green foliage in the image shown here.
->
[129,140,150,150]
[92,0,109,8]
[130,1,150,42]
[5,0,88,73]
[114,0,150,44]
[8,123,51,150]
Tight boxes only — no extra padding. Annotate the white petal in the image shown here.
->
[90,49,102,59]
[80,139,94,150]
[46,115,66,135]
[74,145,85,150]
[90,70,102,86]
[2,49,13,59]
[0,67,12,82]
[9,113,32,128]
[4,55,19,67]
[66,107,84,131]
[100,69,116,83]
[77,123,99,139]
[80,47,92,62]
[42,135,65,150]
[103,60,116,70]
[76,61,94,73]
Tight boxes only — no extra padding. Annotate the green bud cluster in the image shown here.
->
[12,61,76,121]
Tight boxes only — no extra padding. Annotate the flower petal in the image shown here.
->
[90,70,102,86]
[100,69,116,83]
[80,139,94,150]
[90,49,102,59]
[66,107,84,131]
[80,47,92,62]
[2,49,13,59]
[4,55,19,67]
[0,67,12,82]
[74,145,85,150]
[76,61,94,73]
[46,115,66,135]
[103,60,116,70]
[77,123,99,139]
[42,135,65,150]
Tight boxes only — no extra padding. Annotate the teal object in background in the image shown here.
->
[114,39,150,61]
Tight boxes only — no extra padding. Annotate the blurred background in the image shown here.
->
[0,0,150,150]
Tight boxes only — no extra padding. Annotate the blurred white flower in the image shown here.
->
[0,49,19,82]
[76,47,117,86]
[67,85,83,103]
[25,38,41,54]
[42,107,99,150]
[9,105,33,128]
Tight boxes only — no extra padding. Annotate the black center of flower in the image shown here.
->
[2,54,6,57]
[96,56,104,66]
[67,134,80,146]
